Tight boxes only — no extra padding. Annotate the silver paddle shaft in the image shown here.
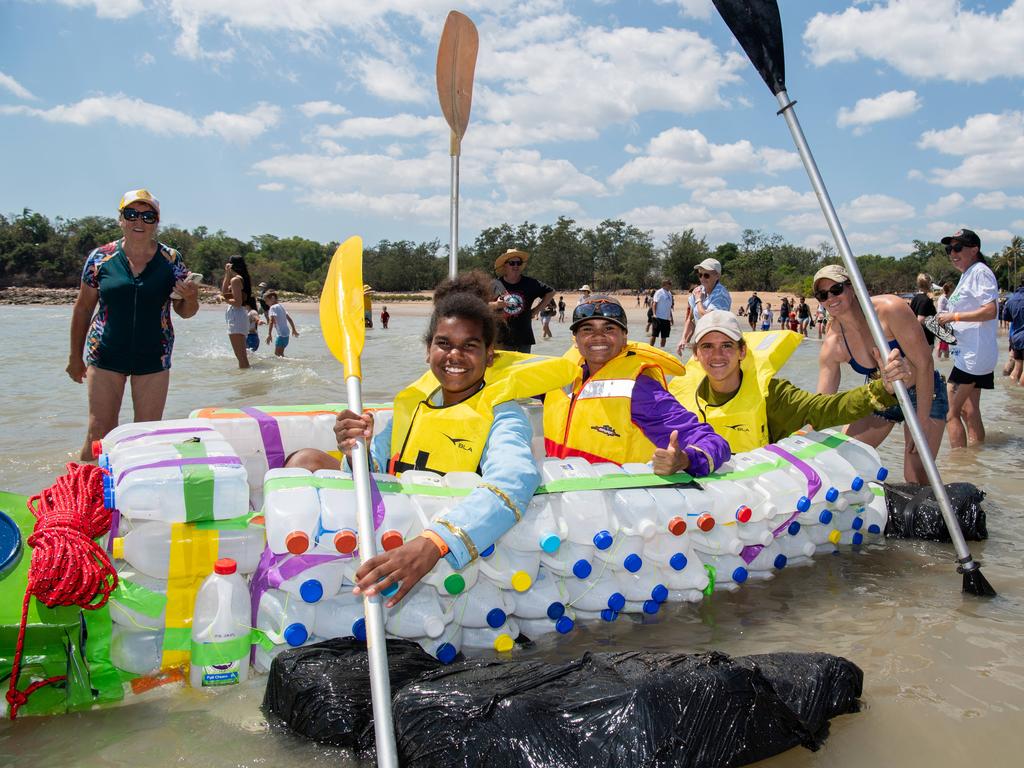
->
[449,154,460,279]
[345,375,399,767]
[774,89,980,574]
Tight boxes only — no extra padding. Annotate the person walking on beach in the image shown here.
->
[265,290,299,357]
[380,306,390,329]
[577,284,592,305]
[746,292,762,331]
[778,296,790,329]
[491,248,554,353]
[759,303,773,331]
[649,279,674,349]
[1004,280,1024,385]
[540,297,556,339]
[246,307,262,353]
[934,228,999,448]
[796,297,811,337]
[222,254,257,369]
[67,188,199,460]
[557,296,566,323]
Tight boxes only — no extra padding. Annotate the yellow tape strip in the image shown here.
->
[160,523,219,669]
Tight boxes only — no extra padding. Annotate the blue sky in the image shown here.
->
[2,0,1023,258]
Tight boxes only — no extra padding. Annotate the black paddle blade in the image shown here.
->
[963,567,997,597]
[711,0,787,95]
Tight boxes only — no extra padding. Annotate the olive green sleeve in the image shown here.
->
[766,378,897,443]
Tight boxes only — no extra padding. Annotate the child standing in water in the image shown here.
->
[380,306,390,329]
[265,291,299,357]
[246,307,261,352]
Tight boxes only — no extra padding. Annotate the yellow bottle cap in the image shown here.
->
[112,537,124,560]
[494,634,514,653]
[828,529,842,545]
[510,571,532,592]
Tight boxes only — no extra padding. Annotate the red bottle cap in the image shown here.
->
[284,531,309,554]
[697,513,715,532]
[335,529,358,554]
[668,517,687,536]
[214,558,237,575]
[381,530,404,551]
[735,506,752,523]
[91,440,103,459]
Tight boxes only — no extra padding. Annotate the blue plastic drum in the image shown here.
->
[0,509,23,581]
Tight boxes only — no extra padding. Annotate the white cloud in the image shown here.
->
[654,0,714,20]
[698,186,817,213]
[258,182,285,191]
[0,95,278,143]
[610,127,799,187]
[355,57,430,104]
[253,151,447,195]
[137,52,156,67]
[1013,219,1024,230]
[837,90,921,134]
[919,111,1024,188]
[617,201,741,244]
[56,0,144,19]
[317,114,446,140]
[804,0,1024,83]
[0,72,37,101]
[779,212,827,231]
[492,150,606,200]
[971,192,1024,210]
[839,194,915,223]
[298,101,348,119]
[924,193,964,218]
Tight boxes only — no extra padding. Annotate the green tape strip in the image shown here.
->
[176,442,216,523]
[194,511,260,531]
[163,626,192,653]
[82,606,124,706]
[189,633,252,666]
[111,578,167,618]
[703,564,716,597]
[189,403,390,416]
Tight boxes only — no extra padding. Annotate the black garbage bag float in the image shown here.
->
[263,639,862,768]
[883,482,988,542]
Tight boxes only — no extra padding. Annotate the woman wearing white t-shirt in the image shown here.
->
[935,228,999,448]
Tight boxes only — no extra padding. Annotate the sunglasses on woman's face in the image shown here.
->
[122,208,158,224]
[505,259,524,267]
[813,282,848,302]
[572,300,627,324]
[944,243,965,255]
[698,272,715,279]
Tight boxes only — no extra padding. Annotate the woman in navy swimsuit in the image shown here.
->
[813,264,947,484]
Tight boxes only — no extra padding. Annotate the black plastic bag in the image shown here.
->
[883,482,988,541]
[262,637,441,752]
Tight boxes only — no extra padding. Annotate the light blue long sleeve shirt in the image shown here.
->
[366,401,539,570]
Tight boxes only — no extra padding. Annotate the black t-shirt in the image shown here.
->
[910,292,937,345]
[497,275,553,348]
[747,296,762,315]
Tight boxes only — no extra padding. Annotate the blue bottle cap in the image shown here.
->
[283,622,309,647]
[555,616,575,634]
[436,642,457,664]
[546,601,565,620]
[353,617,367,642]
[623,553,642,573]
[796,496,811,512]
[852,516,863,530]
[825,487,839,503]
[642,600,660,615]
[787,521,801,535]
[732,567,748,584]
[818,510,833,525]
[876,467,889,481]
[299,579,324,604]
[480,544,495,558]
[380,581,399,597]
[607,592,626,612]
[103,477,115,511]
[669,552,687,571]
[651,584,669,603]
[852,476,864,491]
[868,524,881,534]
[599,608,618,622]
[852,532,864,546]
[486,608,507,629]
[99,454,110,471]
[572,559,592,579]
[539,533,561,553]
[593,530,613,550]
[773,554,788,570]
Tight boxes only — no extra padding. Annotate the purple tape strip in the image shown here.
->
[739,512,800,565]
[764,444,822,500]
[119,426,216,445]
[241,407,286,470]
[116,456,241,484]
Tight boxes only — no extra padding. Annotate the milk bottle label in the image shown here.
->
[200,659,241,686]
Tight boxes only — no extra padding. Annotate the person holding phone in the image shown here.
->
[67,189,199,460]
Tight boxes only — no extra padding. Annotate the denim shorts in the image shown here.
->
[874,370,948,423]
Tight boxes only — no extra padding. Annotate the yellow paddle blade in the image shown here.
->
[318,235,364,379]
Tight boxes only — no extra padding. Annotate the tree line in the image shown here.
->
[2,208,1021,296]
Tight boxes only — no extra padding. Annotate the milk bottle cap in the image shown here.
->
[299,579,324,603]
[546,602,565,620]
[486,608,507,629]
[334,529,358,554]
[572,559,592,579]
[381,530,404,551]
[285,531,310,555]
[443,574,466,595]
[283,622,309,647]
[436,642,458,664]
[554,616,574,634]
[774,554,788,570]
[494,634,514,653]
[669,553,688,571]
[642,600,660,615]
[214,558,237,575]
[668,517,686,535]
[623,554,642,573]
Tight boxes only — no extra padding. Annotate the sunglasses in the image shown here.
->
[122,208,158,224]
[698,272,715,279]
[505,259,524,267]
[944,243,966,255]
[572,300,627,325]
[813,282,848,302]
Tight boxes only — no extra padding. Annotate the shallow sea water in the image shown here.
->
[1,305,1022,767]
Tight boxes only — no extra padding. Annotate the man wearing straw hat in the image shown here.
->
[492,248,554,353]
[363,284,374,329]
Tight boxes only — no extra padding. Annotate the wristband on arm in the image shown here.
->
[419,530,449,557]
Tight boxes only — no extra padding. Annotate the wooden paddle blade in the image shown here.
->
[436,10,479,150]
[711,0,786,95]
[318,236,364,379]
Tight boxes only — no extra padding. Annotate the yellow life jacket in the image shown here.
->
[389,352,576,475]
[669,330,802,453]
[543,341,685,465]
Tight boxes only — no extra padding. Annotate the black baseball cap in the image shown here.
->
[940,228,981,249]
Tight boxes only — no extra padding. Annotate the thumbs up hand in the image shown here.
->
[652,430,690,476]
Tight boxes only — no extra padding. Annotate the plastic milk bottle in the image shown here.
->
[189,558,251,688]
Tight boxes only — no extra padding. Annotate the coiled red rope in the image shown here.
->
[5,462,118,719]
